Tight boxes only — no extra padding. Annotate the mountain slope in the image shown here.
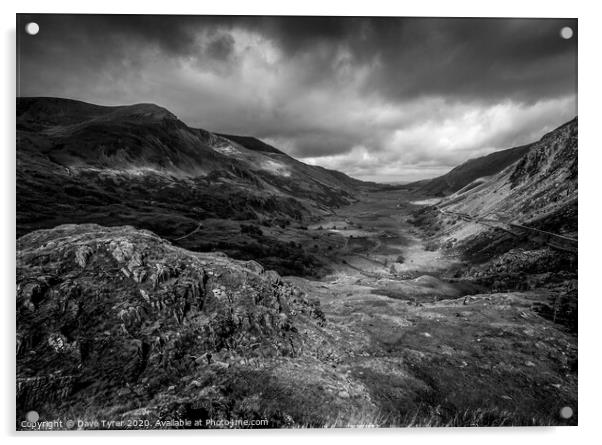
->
[215,132,366,192]
[17,97,363,203]
[408,144,533,196]
[17,97,370,275]
[216,133,286,155]
[440,117,577,231]
[409,118,578,331]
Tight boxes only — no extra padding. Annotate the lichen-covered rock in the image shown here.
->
[16,224,324,420]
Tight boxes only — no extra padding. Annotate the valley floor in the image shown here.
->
[283,190,577,426]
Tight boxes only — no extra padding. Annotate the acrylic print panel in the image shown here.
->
[16,14,577,430]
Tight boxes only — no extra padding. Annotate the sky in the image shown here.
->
[17,15,577,183]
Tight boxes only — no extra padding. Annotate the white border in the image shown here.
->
[2,1,600,444]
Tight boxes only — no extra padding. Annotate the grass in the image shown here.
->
[293,405,562,428]
[19,402,562,430]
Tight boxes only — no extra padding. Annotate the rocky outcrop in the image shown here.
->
[509,118,577,188]
[16,224,324,422]
[439,118,577,228]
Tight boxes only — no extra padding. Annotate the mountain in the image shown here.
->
[440,117,577,232]
[407,144,533,196]
[217,132,364,191]
[409,118,577,329]
[17,97,370,275]
[17,97,364,209]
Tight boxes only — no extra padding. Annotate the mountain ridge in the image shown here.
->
[441,117,578,227]
[17,97,376,275]
[409,117,578,279]
[402,118,578,197]
[16,97,370,235]
[17,96,364,190]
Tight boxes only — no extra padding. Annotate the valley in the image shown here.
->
[287,189,577,426]
[16,98,578,428]
[16,187,578,427]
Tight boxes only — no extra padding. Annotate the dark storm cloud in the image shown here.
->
[18,14,199,57]
[17,14,577,182]
[205,33,236,61]
[239,16,577,103]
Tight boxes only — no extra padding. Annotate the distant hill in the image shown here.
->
[408,144,532,196]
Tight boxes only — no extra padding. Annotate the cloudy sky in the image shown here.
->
[17,14,577,182]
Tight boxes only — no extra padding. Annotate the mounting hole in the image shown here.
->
[25,22,39,35]
[25,410,39,422]
[559,406,574,419]
[560,26,573,40]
